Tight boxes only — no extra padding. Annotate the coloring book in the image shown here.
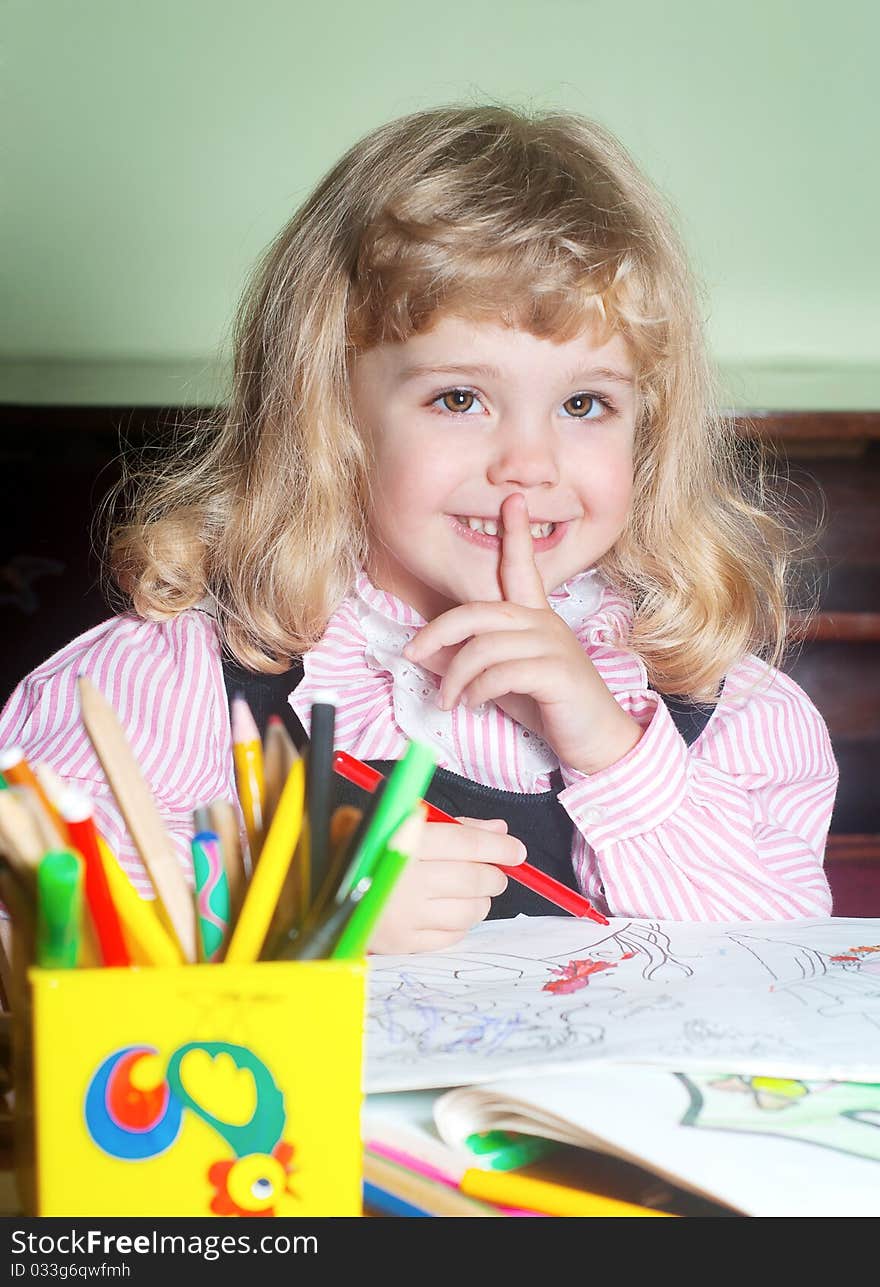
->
[431,1065,880,1217]
[365,916,880,1092]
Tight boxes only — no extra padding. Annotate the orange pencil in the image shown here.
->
[230,695,265,862]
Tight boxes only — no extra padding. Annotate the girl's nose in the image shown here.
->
[486,421,560,489]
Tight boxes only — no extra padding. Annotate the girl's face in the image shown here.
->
[352,313,637,620]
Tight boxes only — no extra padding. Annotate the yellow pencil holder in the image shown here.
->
[20,960,365,1217]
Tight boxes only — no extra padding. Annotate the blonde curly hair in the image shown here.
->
[109,104,801,698]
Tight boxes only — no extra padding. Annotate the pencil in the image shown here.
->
[231,694,265,862]
[363,1151,498,1217]
[77,676,197,962]
[333,749,609,924]
[206,797,247,916]
[0,788,47,872]
[265,809,310,950]
[305,697,336,918]
[282,874,371,961]
[96,837,183,967]
[225,756,305,964]
[0,747,64,836]
[263,716,298,828]
[263,804,362,959]
[459,1167,674,1217]
[13,784,66,853]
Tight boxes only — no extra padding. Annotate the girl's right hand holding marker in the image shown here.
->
[367,817,526,954]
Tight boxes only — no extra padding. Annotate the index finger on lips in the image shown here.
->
[419,819,527,865]
[500,492,548,610]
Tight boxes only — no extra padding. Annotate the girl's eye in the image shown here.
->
[562,393,608,420]
[433,389,484,415]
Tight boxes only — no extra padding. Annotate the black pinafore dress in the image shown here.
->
[221,654,713,919]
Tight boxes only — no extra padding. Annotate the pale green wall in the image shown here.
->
[4,0,878,408]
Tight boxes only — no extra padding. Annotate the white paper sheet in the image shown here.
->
[365,915,880,1092]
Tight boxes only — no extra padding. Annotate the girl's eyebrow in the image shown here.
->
[398,362,634,387]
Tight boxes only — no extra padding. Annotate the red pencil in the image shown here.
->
[59,789,131,966]
[333,750,609,924]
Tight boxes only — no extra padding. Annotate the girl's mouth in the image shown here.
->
[449,515,567,552]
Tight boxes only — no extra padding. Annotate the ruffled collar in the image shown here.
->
[352,567,607,631]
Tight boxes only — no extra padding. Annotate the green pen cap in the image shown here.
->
[36,848,84,969]
[337,739,437,897]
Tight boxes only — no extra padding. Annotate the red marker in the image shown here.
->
[333,750,609,924]
[59,789,131,966]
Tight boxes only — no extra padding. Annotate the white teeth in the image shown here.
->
[458,516,556,539]
[462,516,499,536]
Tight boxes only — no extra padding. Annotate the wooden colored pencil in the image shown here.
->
[231,694,265,862]
[0,788,47,872]
[96,837,184,967]
[363,1151,498,1217]
[76,676,197,962]
[225,757,305,964]
[206,797,247,918]
[0,747,64,836]
[459,1167,674,1217]
[13,784,66,852]
[263,716,298,828]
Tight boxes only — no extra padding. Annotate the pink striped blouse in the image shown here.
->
[0,571,837,920]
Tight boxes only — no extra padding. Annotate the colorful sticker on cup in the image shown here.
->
[83,1041,297,1215]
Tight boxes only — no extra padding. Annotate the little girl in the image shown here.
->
[0,105,837,953]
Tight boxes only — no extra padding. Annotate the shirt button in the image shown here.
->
[583,806,604,824]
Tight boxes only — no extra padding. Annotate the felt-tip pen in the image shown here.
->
[333,749,609,924]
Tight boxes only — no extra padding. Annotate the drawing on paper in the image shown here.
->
[365,918,880,1092]
[677,1072,880,1164]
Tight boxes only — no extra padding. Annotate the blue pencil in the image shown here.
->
[363,1181,431,1218]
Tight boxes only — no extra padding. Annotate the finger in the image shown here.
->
[500,492,548,610]
[418,861,509,900]
[455,817,508,832]
[370,925,479,954]
[404,601,528,664]
[419,820,526,866]
[437,629,544,709]
[457,657,554,713]
[421,896,494,932]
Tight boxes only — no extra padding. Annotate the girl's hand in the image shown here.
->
[367,817,526,954]
[404,492,643,775]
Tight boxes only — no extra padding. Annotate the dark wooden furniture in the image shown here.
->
[737,410,880,913]
[2,403,878,912]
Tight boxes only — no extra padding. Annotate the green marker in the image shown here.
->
[331,846,410,960]
[36,849,83,968]
[465,1129,560,1171]
[335,739,437,899]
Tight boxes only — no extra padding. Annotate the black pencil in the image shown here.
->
[306,698,336,912]
[280,876,372,961]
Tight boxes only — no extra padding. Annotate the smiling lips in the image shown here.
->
[450,514,568,552]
